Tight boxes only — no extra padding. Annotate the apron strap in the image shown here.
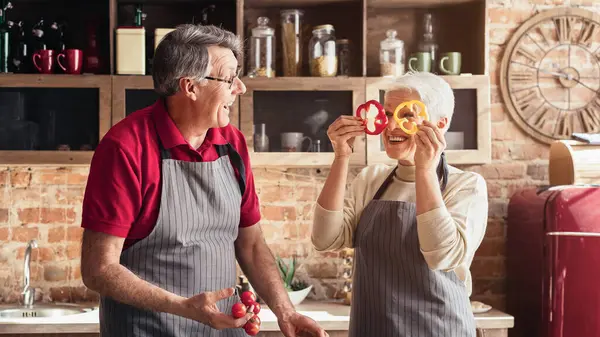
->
[372,166,398,200]
[215,143,247,196]
[154,121,246,195]
[156,132,171,160]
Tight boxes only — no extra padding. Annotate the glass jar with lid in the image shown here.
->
[379,29,404,77]
[248,17,275,78]
[309,24,337,77]
[280,9,303,76]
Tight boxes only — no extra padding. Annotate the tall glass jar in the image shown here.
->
[336,39,351,76]
[379,29,404,78]
[248,17,275,78]
[280,9,303,77]
[309,24,337,77]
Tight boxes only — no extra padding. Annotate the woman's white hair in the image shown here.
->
[384,71,455,126]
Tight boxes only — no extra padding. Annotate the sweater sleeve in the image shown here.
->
[311,165,391,252]
[416,173,488,271]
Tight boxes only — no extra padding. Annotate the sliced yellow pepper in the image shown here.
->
[393,100,429,135]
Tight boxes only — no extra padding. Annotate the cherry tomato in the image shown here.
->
[240,291,256,307]
[251,302,261,314]
[231,302,247,319]
[244,322,260,336]
[249,314,261,325]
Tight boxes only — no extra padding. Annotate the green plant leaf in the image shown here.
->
[276,256,290,286]
[285,256,296,286]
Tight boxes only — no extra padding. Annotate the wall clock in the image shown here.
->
[500,7,600,144]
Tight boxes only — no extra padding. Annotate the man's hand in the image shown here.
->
[278,311,329,337]
[177,287,254,330]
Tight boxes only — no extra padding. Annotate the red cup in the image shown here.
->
[57,49,83,74]
[33,50,55,74]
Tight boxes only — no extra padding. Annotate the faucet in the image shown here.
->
[22,239,38,308]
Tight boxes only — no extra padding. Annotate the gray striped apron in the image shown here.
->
[349,167,476,337]
[99,134,248,337]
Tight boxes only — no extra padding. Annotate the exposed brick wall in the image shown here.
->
[1,0,589,310]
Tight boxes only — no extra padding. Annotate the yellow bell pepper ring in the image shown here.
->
[392,100,429,135]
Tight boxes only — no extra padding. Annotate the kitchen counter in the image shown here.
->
[0,300,514,336]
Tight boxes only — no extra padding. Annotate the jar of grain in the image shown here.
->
[379,29,404,77]
[309,24,337,77]
[248,17,275,78]
[280,9,303,77]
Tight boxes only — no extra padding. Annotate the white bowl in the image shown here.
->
[249,284,313,306]
[287,285,313,306]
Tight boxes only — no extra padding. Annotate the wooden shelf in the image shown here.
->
[0,0,489,166]
[250,152,351,167]
[368,0,483,8]
[0,74,112,88]
[244,0,359,7]
[0,151,94,166]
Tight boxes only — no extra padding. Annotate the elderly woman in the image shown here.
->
[81,24,327,337]
[312,71,488,336]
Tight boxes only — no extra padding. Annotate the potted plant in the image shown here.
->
[276,255,313,305]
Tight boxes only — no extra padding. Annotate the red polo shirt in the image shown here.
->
[81,99,261,250]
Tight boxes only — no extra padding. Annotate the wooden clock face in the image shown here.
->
[500,8,600,144]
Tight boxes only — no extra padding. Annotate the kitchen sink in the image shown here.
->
[0,304,95,318]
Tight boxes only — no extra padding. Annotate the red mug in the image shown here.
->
[33,49,55,74]
[57,49,83,74]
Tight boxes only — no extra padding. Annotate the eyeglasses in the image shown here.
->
[205,67,241,89]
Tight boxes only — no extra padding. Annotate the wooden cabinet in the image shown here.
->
[241,77,366,167]
[0,0,490,167]
[365,75,491,165]
[0,75,111,165]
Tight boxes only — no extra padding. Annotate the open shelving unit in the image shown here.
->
[0,0,490,167]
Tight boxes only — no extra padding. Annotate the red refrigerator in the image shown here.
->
[507,185,600,337]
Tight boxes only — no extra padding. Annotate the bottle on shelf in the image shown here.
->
[379,29,404,78]
[0,0,12,73]
[253,123,269,152]
[336,39,351,77]
[417,13,438,73]
[10,20,30,73]
[248,17,275,78]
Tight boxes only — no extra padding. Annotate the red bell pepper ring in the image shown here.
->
[355,100,388,135]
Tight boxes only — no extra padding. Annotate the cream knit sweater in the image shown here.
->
[311,163,488,296]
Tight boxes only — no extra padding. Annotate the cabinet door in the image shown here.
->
[365,76,491,165]
[240,77,367,167]
[0,75,111,165]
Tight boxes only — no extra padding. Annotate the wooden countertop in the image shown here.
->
[0,300,514,335]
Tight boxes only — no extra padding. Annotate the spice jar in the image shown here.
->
[379,29,404,77]
[309,24,337,77]
[336,39,351,76]
[280,9,303,77]
[248,17,275,78]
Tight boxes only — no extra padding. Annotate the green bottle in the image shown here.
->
[0,1,12,73]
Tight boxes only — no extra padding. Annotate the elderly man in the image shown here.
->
[80,24,327,337]
[312,71,488,336]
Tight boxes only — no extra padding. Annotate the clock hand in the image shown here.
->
[510,61,568,79]
[571,77,599,93]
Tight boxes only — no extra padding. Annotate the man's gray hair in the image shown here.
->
[152,24,243,97]
[385,71,455,126]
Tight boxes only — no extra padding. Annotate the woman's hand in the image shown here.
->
[326,116,364,158]
[414,120,446,172]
